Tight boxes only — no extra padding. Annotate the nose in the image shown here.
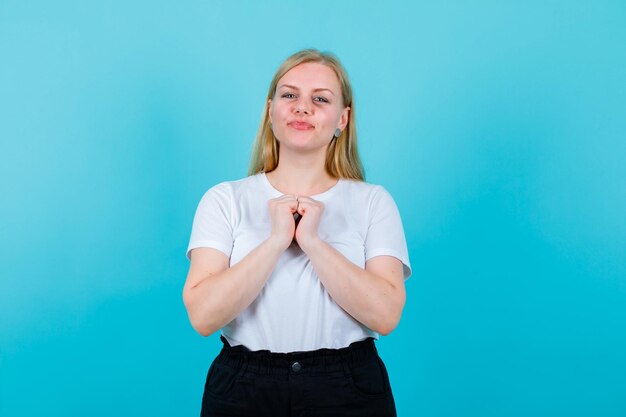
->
[294,99,310,115]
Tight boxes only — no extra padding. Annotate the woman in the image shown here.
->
[183,48,411,417]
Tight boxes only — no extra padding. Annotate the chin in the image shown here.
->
[281,140,327,153]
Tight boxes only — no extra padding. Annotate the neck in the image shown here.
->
[266,147,337,196]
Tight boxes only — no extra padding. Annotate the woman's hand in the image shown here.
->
[294,196,324,252]
[267,195,299,251]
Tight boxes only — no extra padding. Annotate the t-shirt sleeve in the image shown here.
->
[186,183,234,260]
[365,186,412,280]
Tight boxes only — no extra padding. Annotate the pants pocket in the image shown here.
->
[204,361,239,397]
[348,356,391,398]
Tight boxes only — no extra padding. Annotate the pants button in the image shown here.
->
[291,361,302,372]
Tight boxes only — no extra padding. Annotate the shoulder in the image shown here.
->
[340,179,397,205]
[194,175,264,214]
[200,174,262,200]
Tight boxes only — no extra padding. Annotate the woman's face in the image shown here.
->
[268,62,349,154]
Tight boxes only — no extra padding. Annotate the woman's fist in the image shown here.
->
[294,196,324,252]
[267,195,299,251]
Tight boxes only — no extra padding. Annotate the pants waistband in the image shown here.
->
[215,336,379,376]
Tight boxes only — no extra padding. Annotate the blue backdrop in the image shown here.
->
[1,1,625,416]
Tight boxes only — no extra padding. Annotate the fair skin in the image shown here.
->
[183,62,406,337]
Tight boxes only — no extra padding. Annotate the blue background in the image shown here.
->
[1,1,625,416]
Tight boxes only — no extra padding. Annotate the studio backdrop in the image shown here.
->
[1,1,625,416]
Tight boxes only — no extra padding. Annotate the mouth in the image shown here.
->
[288,121,314,130]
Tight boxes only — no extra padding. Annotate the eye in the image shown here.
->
[282,93,296,99]
[314,96,329,103]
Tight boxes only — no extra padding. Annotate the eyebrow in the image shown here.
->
[277,84,335,96]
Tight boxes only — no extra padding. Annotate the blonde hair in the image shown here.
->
[248,48,364,180]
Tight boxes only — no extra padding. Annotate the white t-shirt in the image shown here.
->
[187,172,411,353]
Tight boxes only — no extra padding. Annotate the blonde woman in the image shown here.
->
[184,48,411,417]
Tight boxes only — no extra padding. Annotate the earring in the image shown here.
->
[334,128,341,138]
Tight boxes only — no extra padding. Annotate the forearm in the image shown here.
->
[184,238,285,336]
[302,239,405,335]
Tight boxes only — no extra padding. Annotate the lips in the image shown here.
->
[289,121,314,130]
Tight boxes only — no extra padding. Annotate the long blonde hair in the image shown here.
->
[248,49,364,180]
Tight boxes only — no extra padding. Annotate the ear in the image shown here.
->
[338,106,350,130]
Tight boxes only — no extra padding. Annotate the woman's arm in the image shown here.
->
[295,197,406,335]
[183,240,285,336]
[303,242,405,335]
[183,195,298,336]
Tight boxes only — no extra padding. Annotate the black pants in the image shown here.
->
[200,336,397,417]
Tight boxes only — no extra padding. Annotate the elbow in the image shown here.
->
[183,290,219,337]
[375,316,401,336]
[369,311,401,336]
[370,277,406,336]
[373,298,405,336]
[377,326,394,337]
[188,312,220,337]
[193,322,215,337]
